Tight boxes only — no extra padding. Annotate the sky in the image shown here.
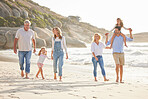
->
[32,0,148,34]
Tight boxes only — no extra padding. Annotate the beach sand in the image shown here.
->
[0,51,148,99]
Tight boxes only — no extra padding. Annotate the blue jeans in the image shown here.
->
[92,56,106,77]
[53,51,64,76]
[18,51,32,73]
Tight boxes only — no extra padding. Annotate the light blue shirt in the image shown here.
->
[106,35,133,53]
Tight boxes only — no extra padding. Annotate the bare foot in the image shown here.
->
[42,77,45,80]
[21,71,24,77]
[59,76,62,81]
[116,77,119,82]
[36,75,38,78]
[94,77,97,82]
[54,77,57,80]
[25,77,29,79]
[104,79,109,81]
[125,44,128,47]
[59,79,62,82]
[54,73,57,80]
[120,80,124,83]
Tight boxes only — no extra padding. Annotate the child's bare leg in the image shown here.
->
[54,73,57,80]
[21,70,24,77]
[40,68,44,79]
[36,68,41,78]
[120,33,127,47]
[110,33,116,48]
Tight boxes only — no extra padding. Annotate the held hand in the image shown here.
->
[130,28,132,32]
[51,55,53,60]
[66,53,68,59]
[14,48,17,54]
[105,33,109,36]
[33,49,36,53]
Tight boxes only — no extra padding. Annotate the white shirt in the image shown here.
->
[52,36,67,53]
[91,42,106,57]
[35,53,49,64]
[15,28,35,51]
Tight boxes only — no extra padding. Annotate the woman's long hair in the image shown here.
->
[53,27,62,39]
[38,47,46,56]
[116,18,124,27]
[92,33,102,42]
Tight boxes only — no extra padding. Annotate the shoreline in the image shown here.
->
[0,46,148,99]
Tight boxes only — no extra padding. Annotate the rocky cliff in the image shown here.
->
[0,0,110,49]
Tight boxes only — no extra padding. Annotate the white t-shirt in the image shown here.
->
[35,53,49,64]
[15,28,35,51]
[52,36,67,53]
[37,54,47,64]
[91,42,106,57]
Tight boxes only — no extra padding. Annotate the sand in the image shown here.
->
[0,51,148,99]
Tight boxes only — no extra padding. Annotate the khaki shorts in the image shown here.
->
[113,53,125,65]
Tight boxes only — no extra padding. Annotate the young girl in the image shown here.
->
[91,33,109,82]
[110,18,131,48]
[51,27,68,81]
[35,47,49,79]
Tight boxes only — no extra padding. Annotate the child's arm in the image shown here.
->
[46,56,50,60]
[123,26,131,30]
[34,53,38,56]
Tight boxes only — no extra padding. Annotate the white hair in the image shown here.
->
[24,20,31,25]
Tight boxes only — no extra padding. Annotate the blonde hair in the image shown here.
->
[116,18,124,27]
[52,27,62,39]
[38,47,46,56]
[92,33,102,42]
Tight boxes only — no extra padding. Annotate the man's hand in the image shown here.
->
[33,49,36,53]
[14,38,18,54]
[14,48,17,54]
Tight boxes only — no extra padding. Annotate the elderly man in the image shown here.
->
[14,20,36,79]
[105,26,133,83]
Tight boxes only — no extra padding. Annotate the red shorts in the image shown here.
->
[37,63,44,68]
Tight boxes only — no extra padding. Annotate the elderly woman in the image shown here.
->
[91,33,109,82]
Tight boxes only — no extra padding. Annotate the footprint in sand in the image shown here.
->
[109,95,113,97]
[8,94,19,99]
[93,96,97,98]
[129,90,133,92]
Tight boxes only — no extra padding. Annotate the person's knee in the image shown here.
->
[120,65,123,70]
[116,64,120,69]
[39,67,42,70]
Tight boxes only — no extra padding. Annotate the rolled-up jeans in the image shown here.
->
[92,55,106,77]
[53,51,64,76]
[18,51,32,73]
